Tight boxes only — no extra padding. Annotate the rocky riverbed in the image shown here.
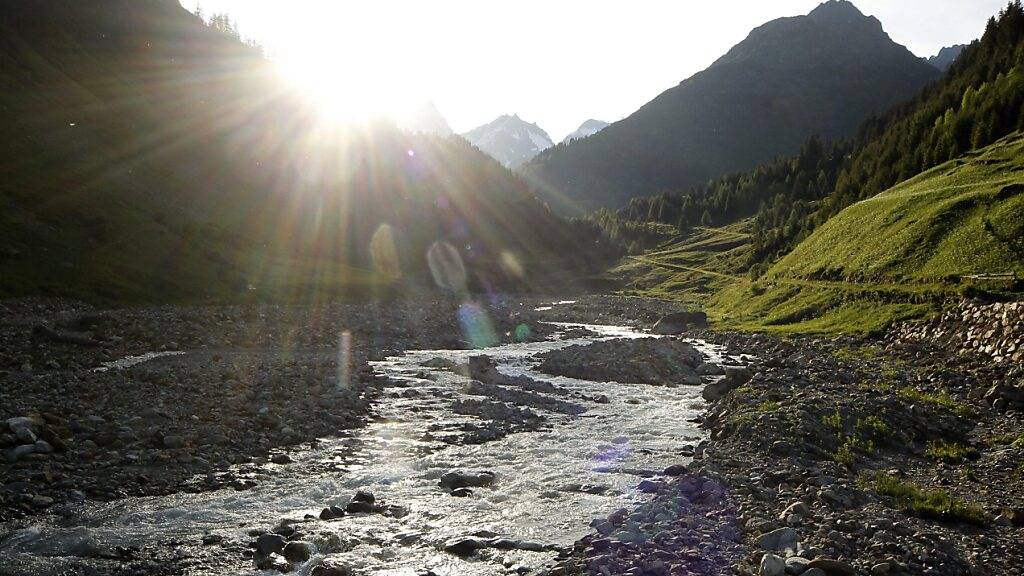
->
[1,294,1022,575]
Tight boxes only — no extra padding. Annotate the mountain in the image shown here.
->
[0,1,604,302]
[399,101,453,136]
[561,119,610,144]
[927,44,968,71]
[462,115,554,168]
[524,0,940,214]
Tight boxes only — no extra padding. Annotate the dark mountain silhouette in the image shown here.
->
[608,2,1024,267]
[927,44,968,71]
[523,0,940,214]
[0,0,603,302]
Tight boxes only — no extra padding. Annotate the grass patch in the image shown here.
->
[898,386,973,418]
[823,412,891,466]
[833,345,882,362]
[926,440,980,463]
[864,472,987,525]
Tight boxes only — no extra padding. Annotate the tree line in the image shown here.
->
[602,1,1024,272]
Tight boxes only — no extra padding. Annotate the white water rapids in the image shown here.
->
[0,316,738,576]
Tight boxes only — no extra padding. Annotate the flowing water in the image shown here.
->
[1,316,738,576]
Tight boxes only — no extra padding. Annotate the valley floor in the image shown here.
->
[0,295,1021,575]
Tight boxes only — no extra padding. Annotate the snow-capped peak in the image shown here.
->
[461,114,554,168]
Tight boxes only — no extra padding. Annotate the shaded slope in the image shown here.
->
[525,0,939,214]
[0,1,597,302]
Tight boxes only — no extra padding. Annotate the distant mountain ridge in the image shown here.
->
[927,44,968,71]
[462,114,554,168]
[562,119,610,144]
[399,102,453,136]
[524,0,941,214]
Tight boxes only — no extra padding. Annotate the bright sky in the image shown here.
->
[182,0,1007,141]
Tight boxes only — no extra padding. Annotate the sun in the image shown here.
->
[276,55,403,123]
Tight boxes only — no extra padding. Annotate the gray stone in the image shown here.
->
[786,556,811,574]
[15,427,36,444]
[760,553,786,576]
[870,563,891,576]
[4,444,36,463]
[162,435,186,449]
[757,527,798,552]
[806,558,856,576]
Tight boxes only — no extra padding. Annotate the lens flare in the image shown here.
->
[499,250,525,279]
[370,224,401,281]
[427,241,466,292]
[458,301,499,349]
[337,330,351,391]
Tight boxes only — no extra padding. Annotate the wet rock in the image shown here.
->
[283,541,312,563]
[652,311,708,335]
[663,464,689,476]
[440,470,495,490]
[450,487,473,497]
[345,500,374,514]
[202,534,224,545]
[256,533,287,556]
[271,453,292,464]
[445,537,487,557]
[697,363,726,376]
[352,489,375,504]
[312,563,353,576]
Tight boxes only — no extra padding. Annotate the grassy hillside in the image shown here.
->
[770,133,1024,282]
[706,133,1024,334]
[613,134,1024,334]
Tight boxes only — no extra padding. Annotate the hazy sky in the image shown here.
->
[182,0,1007,140]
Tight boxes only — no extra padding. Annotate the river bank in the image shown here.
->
[1,295,1022,575]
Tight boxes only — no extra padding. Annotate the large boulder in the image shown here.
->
[652,311,708,335]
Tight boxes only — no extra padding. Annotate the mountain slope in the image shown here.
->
[771,133,1024,282]
[927,44,968,71]
[562,119,609,144]
[705,133,1024,334]
[603,2,1024,270]
[462,115,554,168]
[0,1,599,302]
[524,0,940,214]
